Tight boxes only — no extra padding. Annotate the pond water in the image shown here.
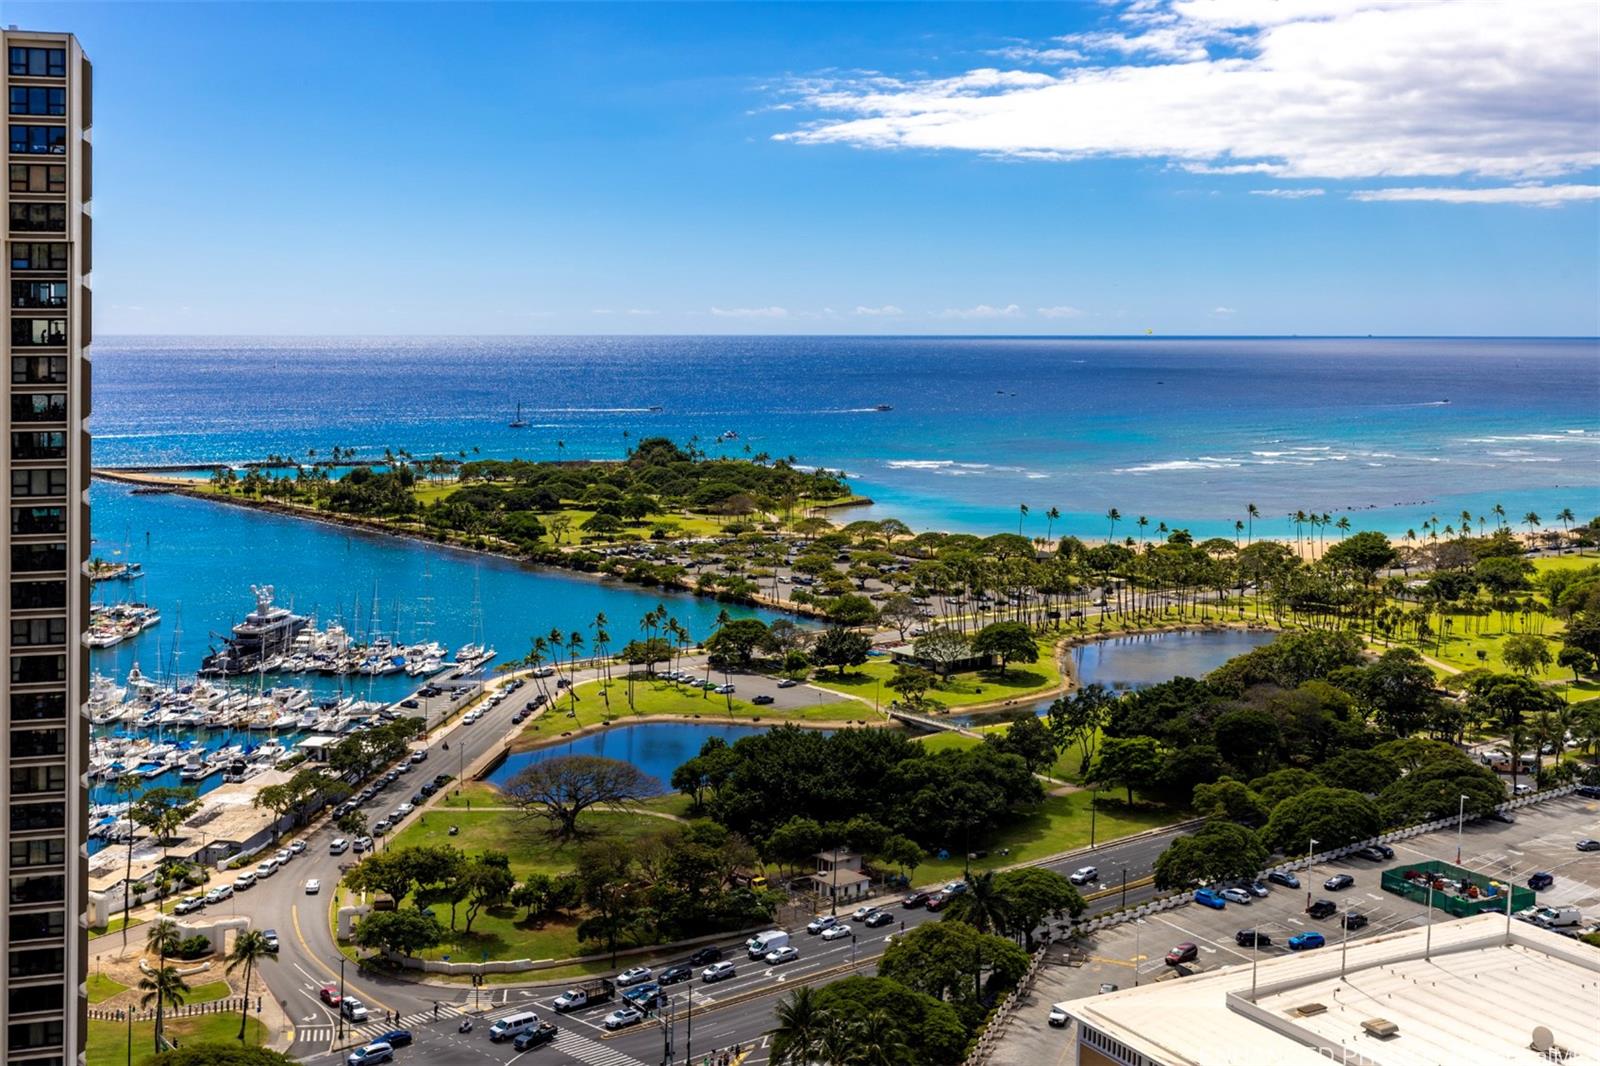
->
[1068,629,1278,691]
[484,721,823,793]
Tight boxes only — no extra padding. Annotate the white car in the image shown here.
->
[1069,866,1099,885]
[765,946,800,965]
[395,803,415,817]
[202,885,233,904]
[288,840,306,854]
[616,966,653,986]
[603,1007,644,1030]
[274,849,292,864]
[820,925,852,941]
[714,683,735,694]
[233,871,257,890]
[850,905,879,922]
[807,915,838,934]
[173,896,205,915]
[1048,1005,1070,1028]
[305,879,321,894]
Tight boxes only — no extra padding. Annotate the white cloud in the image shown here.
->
[854,304,904,316]
[939,303,1023,319]
[776,0,1600,195]
[1037,305,1086,318]
[710,306,790,319]
[1250,188,1325,199]
[1212,306,1237,315]
[1351,184,1600,207]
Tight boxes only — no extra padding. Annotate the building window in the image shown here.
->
[11,280,69,309]
[9,693,65,723]
[7,911,64,944]
[10,393,67,422]
[10,319,67,347]
[11,619,66,648]
[9,242,67,271]
[9,730,66,758]
[10,507,66,535]
[8,802,65,832]
[8,202,66,233]
[9,839,65,868]
[7,984,63,1017]
[7,164,65,194]
[9,654,65,684]
[10,765,67,796]
[9,875,64,906]
[11,470,68,498]
[8,48,67,78]
[7,88,65,118]
[7,946,66,979]
[7,125,67,156]
[10,545,66,574]
[10,431,67,460]
[12,356,67,384]
[7,1018,64,1051]
[11,582,67,610]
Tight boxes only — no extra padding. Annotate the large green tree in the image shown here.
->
[971,622,1039,677]
[1154,821,1270,889]
[1090,735,1167,805]
[1260,787,1382,855]
[878,920,1030,1028]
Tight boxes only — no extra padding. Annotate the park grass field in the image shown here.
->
[510,676,866,749]
[86,1016,266,1066]
[807,637,1065,711]
[86,973,127,1004]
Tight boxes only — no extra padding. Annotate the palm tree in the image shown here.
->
[115,771,143,951]
[850,1009,902,1066]
[1044,506,1060,545]
[1557,507,1575,553]
[1246,502,1259,544]
[770,986,829,1066]
[1524,512,1542,545]
[1105,508,1121,545]
[226,929,275,1043]
[1493,503,1506,530]
[1233,519,1244,546]
[1017,502,1029,536]
[943,870,1008,936]
[1136,515,1149,549]
[143,919,184,1052]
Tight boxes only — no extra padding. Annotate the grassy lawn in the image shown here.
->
[807,638,1065,711]
[914,724,1090,782]
[912,791,1178,884]
[184,980,232,1004]
[89,914,145,940]
[87,1015,266,1066]
[512,677,864,749]
[86,973,127,1004]
[358,805,696,963]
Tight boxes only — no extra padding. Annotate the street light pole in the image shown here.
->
[337,956,346,1043]
[1456,794,1469,865]
[1090,790,1098,848]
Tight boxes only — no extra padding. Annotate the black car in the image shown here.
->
[1574,784,1600,799]
[902,890,932,908]
[512,1023,558,1051]
[1342,912,1369,931]
[376,1030,413,1047]
[1234,929,1272,948]
[1356,845,1393,861]
[1307,899,1338,919]
[410,792,426,806]
[751,695,775,705]
[1528,871,1555,890]
[400,699,420,709]
[1323,874,1355,891]
[658,964,693,985]
[864,911,893,928]
[688,945,723,966]
[1266,871,1300,889]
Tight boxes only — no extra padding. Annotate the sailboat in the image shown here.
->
[508,402,528,428]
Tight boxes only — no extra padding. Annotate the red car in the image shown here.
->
[924,891,952,912]
[319,986,342,1007]
[1164,942,1198,966]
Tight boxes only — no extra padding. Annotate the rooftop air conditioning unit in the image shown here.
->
[1293,1003,1327,1017]
[1362,1018,1399,1038]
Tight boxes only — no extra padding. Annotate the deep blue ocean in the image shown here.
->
[87,335,1599,694]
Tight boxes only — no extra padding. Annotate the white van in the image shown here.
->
[488,1011,539,1042]
[1535,905,1582,928]
[329,838,350,855]
[255,859,278,878]
[233,871,257,890]
[747,929,789,959]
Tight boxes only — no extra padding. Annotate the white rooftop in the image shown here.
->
[1060,913,1600,1066]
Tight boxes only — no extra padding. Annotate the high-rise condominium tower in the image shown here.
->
[2,26,90,1066]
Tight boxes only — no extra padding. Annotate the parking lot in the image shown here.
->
[991,791,1600,1066]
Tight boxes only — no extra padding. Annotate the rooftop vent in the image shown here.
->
[1361,1018,1399,1039]
[1293,1003,1327,1017]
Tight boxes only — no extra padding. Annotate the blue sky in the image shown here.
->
[22,1,1600,335]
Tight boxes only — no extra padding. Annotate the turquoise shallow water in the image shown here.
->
[90,335,1600,540]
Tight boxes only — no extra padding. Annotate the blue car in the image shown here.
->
[1267,871,1300,889]
[1193,888,1227,910]
[375,1031,412,1048]
[1288,931,1326,951]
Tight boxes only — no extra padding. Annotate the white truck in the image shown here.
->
[1532,905,1582,928]
[747,929,790,960]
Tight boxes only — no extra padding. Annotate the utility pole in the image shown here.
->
[684,985,693,1066]
[1456,794,1469,865]
[337,956,346,1043]
[1090,790,1098,848]
[660,992,674,1066]
[1120,867,1128,910]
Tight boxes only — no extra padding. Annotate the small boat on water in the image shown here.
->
[874,403,892,412]
[509,401,529,428]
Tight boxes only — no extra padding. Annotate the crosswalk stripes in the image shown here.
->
[344,1004,467,1043]
[551,1030,651,1066]
[295,1026,334,1045]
